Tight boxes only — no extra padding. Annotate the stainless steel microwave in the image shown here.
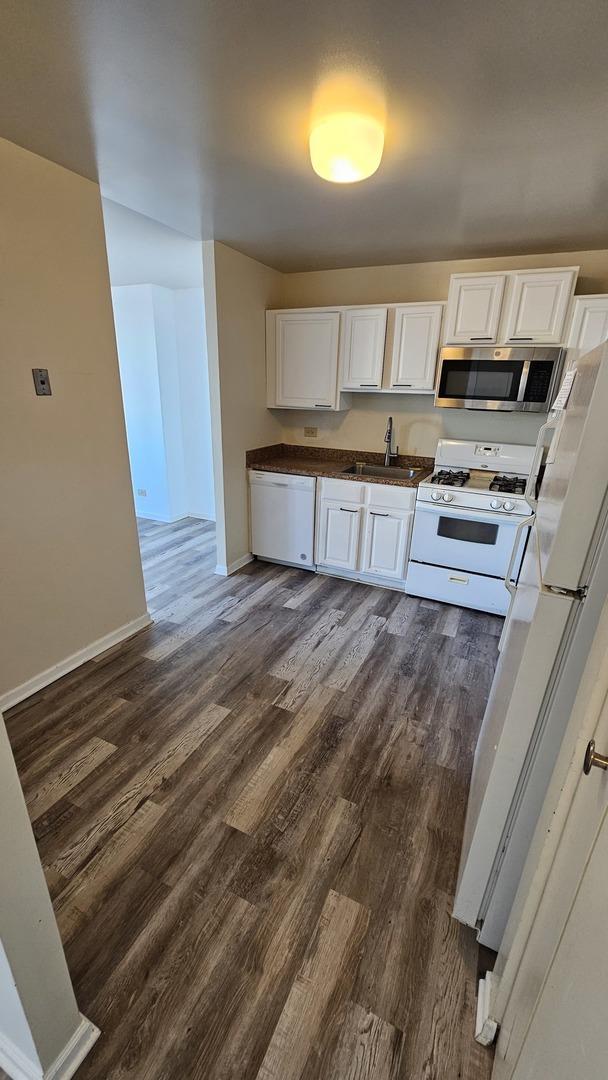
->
[435,346,565,412]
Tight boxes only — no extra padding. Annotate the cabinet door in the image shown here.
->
[340,307,387,389]
[444,274,506,344]
[317,499,362,570]
[361,507,412,580]
[502,269,577,344]
[389,303,443,389]
[566,295,608,357]
[274,311,340,408]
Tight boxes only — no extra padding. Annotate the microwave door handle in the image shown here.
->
[516,360,531,403]
[504,514,535,597]
[524,417,559,509]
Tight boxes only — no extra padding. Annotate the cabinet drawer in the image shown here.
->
[364,483,416,510]
[318,477,366,503]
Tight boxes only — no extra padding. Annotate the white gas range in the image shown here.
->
[406,439,536,615]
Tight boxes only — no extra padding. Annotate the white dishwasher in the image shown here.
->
[249,470,316,569]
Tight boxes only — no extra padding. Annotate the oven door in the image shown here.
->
[410,503,527,578]
[435,351,557,412]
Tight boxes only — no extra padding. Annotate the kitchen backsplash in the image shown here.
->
[273,393,546,457]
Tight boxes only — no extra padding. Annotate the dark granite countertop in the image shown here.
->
[246,443,434,488]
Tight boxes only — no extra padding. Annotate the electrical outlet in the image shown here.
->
[303,426,318,438]
[137,488,147,497]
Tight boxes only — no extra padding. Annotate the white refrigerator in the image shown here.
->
[453,342,608,950]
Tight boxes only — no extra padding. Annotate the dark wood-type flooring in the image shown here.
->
[5,517,498,1079]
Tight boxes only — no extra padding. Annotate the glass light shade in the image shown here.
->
[309,112,384,183]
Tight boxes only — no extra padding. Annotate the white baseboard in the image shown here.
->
[0,1015,99,1080]
[475,972,499,1046]
[0,613,152,713]
[215,553,253,577]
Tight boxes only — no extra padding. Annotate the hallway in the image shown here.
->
[5,519,497,1079]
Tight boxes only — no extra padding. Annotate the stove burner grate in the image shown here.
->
[430,469,470,488]
[490,474,527,495]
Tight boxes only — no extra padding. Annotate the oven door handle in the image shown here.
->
[504,514,535,597]
[416,502,524,526]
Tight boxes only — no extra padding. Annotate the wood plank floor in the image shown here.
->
[5,517,498,1080]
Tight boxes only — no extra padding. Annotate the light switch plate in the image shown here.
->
[303,426,318,438]
[32,368,52,395]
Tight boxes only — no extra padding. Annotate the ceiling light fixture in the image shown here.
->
[309,110,384,183]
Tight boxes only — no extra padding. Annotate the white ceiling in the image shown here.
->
[2,0,608,271]
[102,199,203,289]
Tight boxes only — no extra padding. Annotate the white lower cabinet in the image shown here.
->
[315,478,415,587]
[361,506,412,580]
[316,500,362,570]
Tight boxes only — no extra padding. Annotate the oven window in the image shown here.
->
[439,359,523,402]
[437,516,499,545]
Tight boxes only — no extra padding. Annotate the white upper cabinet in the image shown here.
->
[444,274,506,344]
[501,269,577,344]
[340,307,387,389]
[388,303,443,390]
[566,295,608,358]
[268,310,342,410]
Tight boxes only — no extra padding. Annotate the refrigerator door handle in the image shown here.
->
[524,415,559,509]
[504,515,536,598]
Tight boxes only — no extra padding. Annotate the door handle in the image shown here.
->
[503,515,535,597]
[524,417,558,509]
[583,740,608,775]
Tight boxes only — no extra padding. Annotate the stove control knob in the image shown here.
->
[490,498,503,510]
[431,491,442,501]
[442,492,453,502]
[503,500,515,512]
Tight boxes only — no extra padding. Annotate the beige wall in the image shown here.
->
[205,242,283,569]
[280,248,608,307]
[0,139,147,704]
[274,247,608,456]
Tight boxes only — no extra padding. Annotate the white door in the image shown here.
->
[340,307,387,389]
[275,311,340,408]
[444,274,506,344]
[361,507,412,579]
[501,269,577,344]
[389,304,443,390]
[566,294,608,360]
[491,594,608,1080]
[317,499,362,570]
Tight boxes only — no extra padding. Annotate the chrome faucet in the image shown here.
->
[384,416,399,466]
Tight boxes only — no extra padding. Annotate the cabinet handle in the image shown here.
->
[509,337,534,342]
[339,507,359,513]
[370,511,389,517]
[359,383,378,388]
[314,404,332,408]
[470,337,493,341]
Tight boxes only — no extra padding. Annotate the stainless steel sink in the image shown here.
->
[342,462,423,480]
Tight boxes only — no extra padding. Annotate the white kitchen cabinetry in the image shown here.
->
[267,310,346,410]
[566,294,608,359]
[444,274,506,344]
[340,307,387,389]
[501,269,577,344]
[361,506,411,579]
[316,500,362,570]
[315,477,415,586]
[387,303,443,390]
